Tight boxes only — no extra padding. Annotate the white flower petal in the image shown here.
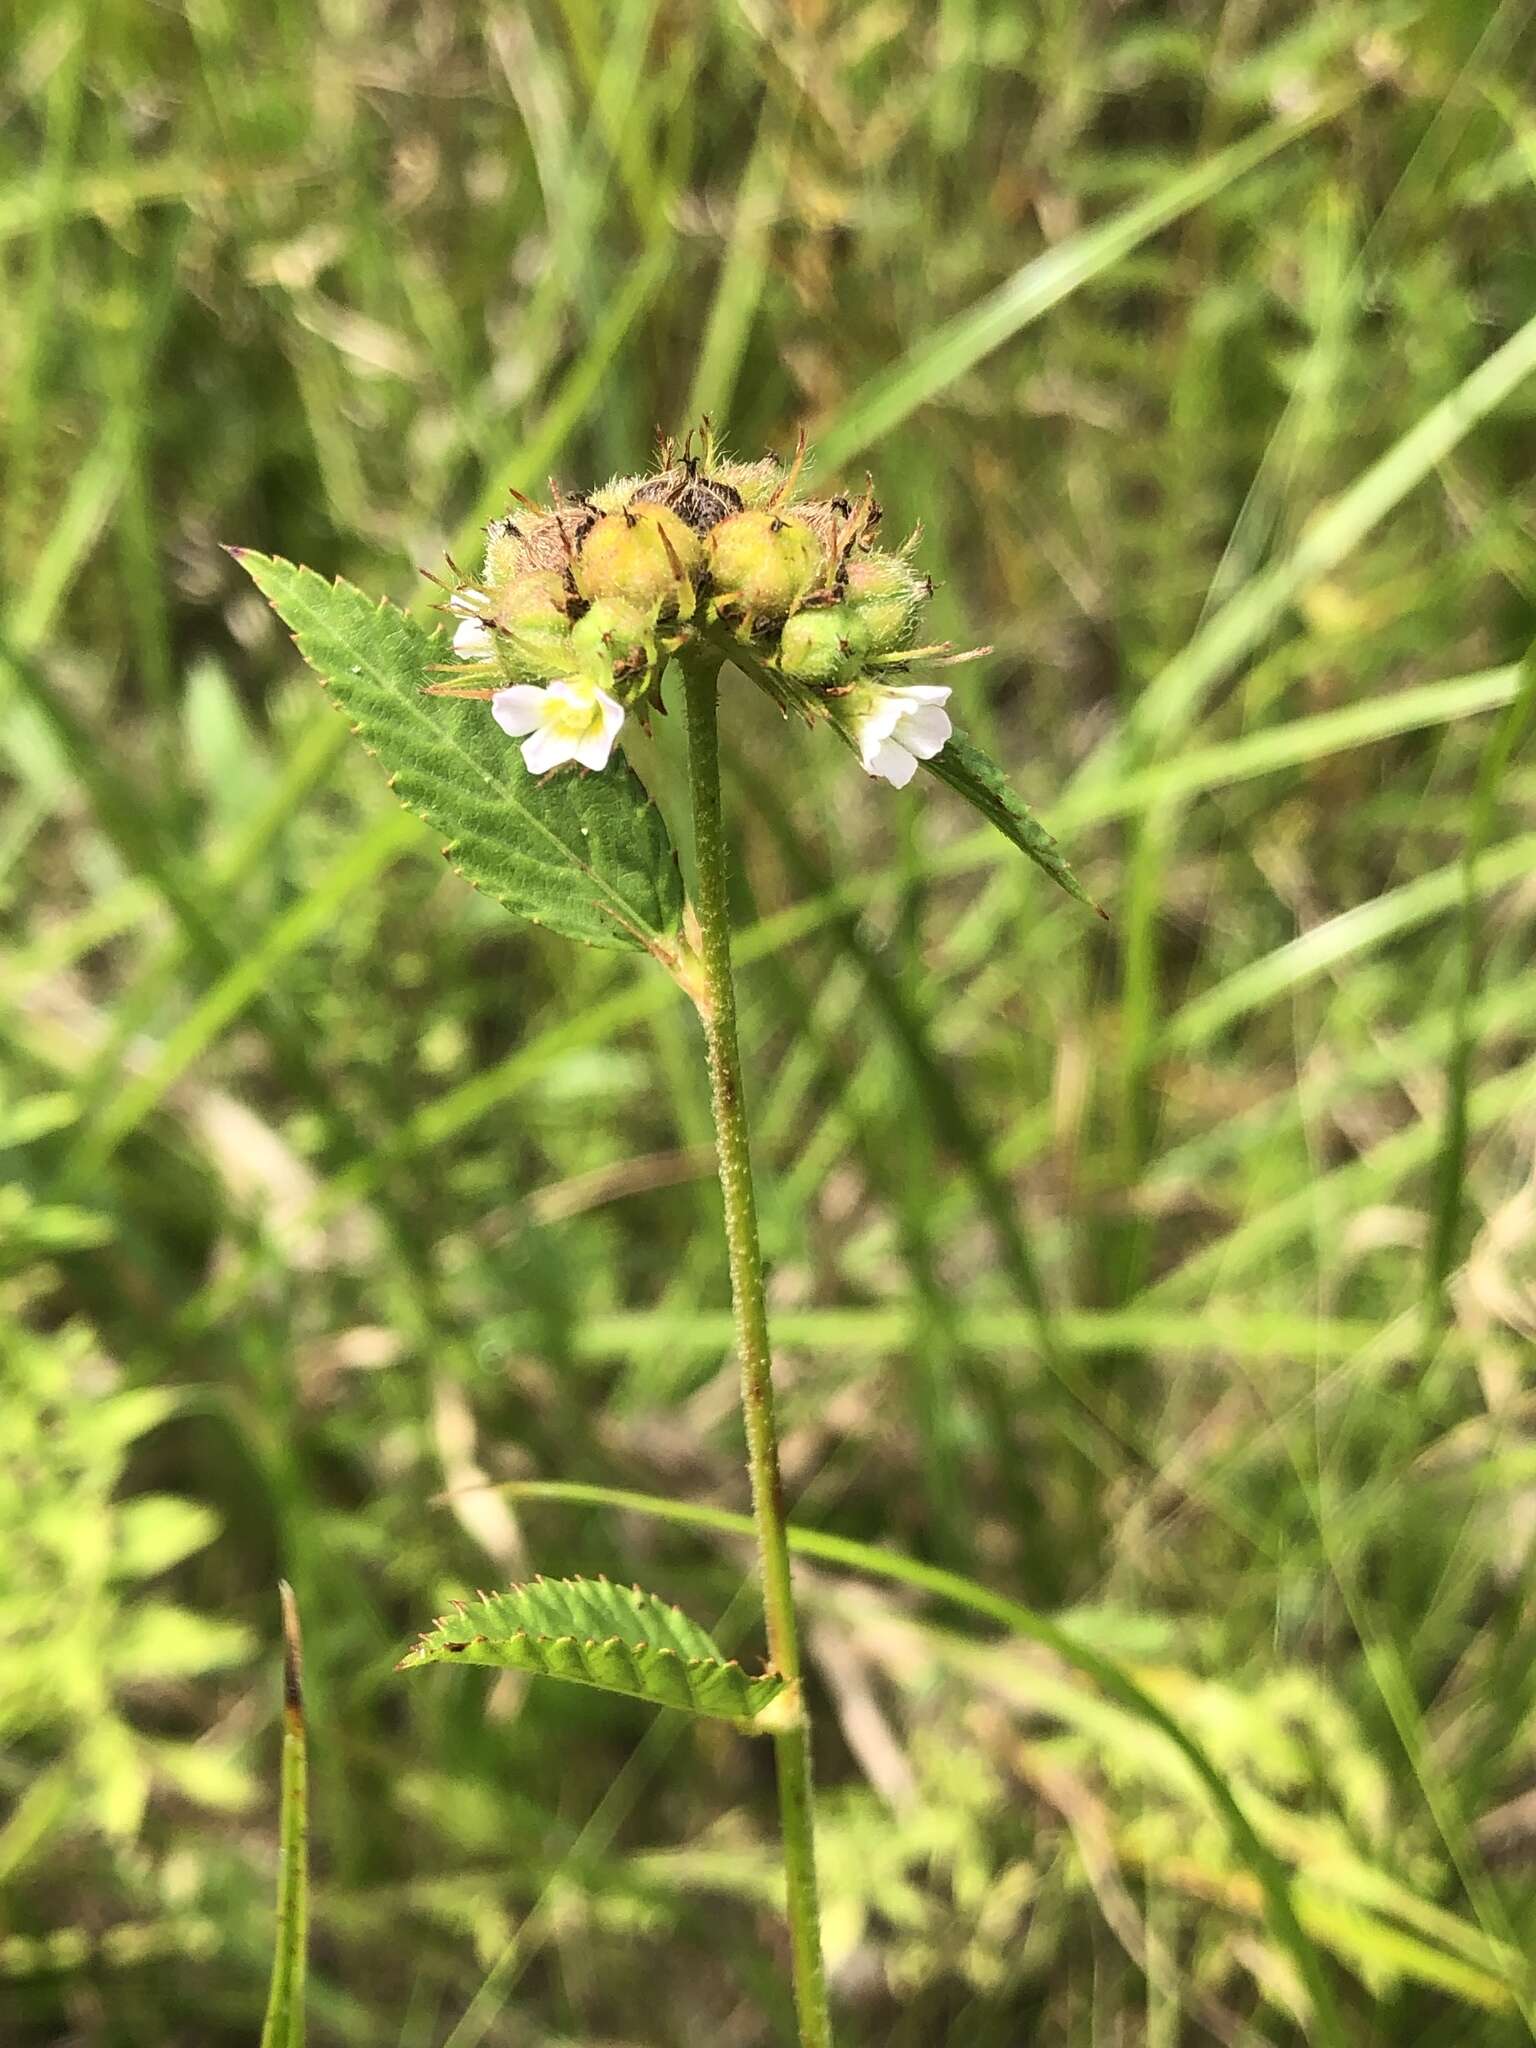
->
[491,686,549,737]
[521,724,579,774]
[897,702,951,759]
[573,690,625,770]
[857,695,905,748]
[454,617,495,658]
[892,683,951,708]
[866,737,918,787]
[449,587,491,615]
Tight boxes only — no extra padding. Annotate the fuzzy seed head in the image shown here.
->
[706,511,823,620]
[485,570,576,680]
[574,504,701,616]
[569,598,655,680]
[841,552,928,655]
[629,466,744,535]
[428,427,979,787]
[585,472,650,512]
[778,605,868,688]
[488,504,596,579]
[709,456,785,507]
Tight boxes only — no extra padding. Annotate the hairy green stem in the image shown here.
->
[680,653,832,2048]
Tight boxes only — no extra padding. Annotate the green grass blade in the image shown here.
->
[684,100,789,425]
[1144,1055,1536,1304]
[816,97,1348,471]
[1085,304,1536,779]
[67,809,418,1175]
[259,1583,307,2048]
[1163,832,1536,1053]
[1054,662,1528,832]
[1422,647,1536,1341]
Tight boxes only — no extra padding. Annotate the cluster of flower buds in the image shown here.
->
[427,427,981,786]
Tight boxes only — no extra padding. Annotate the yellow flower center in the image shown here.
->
[544,685,602,743]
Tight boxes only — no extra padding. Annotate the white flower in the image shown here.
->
[453,616,495,658]
[491,677,625,774]
[853,683,952,788]
[449,587,495,660]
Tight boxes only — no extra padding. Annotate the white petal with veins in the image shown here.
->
[490,677,625,774]
[853,683,953,786]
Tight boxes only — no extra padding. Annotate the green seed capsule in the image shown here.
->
[482,571,576,680]
[705,511,823,620]
[569,599,654,680]
[841,552,928,655]
[778,605,869,688]
[573,504,701,616]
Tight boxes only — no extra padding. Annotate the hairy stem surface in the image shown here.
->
[681,652,832,2048]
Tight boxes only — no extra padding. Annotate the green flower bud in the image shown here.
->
[777,604,869,688]
[841,552,930,655]
[705,511,823,621]
[574,504,701,617]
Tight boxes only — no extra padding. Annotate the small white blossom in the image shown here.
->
[853,683,952,788]
[448,587,495,660]
[491,677,625,774]
[453,616,495,658]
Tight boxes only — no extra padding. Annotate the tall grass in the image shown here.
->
[4,3,1536,2042]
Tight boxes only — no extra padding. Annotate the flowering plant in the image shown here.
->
[414,426,1095,913]
[234,428,1093,2048]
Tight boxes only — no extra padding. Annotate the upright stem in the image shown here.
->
[681,653,833,2048]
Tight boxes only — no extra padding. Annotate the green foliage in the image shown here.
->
[924,731,1102,912]
[232,553,684,956]
[401,1577,794,1730]
[8,0,1536,2041]
[0,1314,254,1849]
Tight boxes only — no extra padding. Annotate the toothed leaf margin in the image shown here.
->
[398,1575,795,1731]
[230,551,684,954]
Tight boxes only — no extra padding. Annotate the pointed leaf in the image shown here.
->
[398,1575,794,1731]
[924,729,1102,914]
[231,552,683,954]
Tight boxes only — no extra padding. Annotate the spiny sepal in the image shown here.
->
[397,1574,798,1733]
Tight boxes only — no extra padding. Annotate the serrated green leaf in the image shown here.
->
[231,551,684,954]
[398,1575,793,1731]
[924,729,1101,913]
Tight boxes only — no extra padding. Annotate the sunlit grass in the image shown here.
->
[4,2,1536,2042]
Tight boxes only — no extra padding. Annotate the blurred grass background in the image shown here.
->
[5,0,1536,2041]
